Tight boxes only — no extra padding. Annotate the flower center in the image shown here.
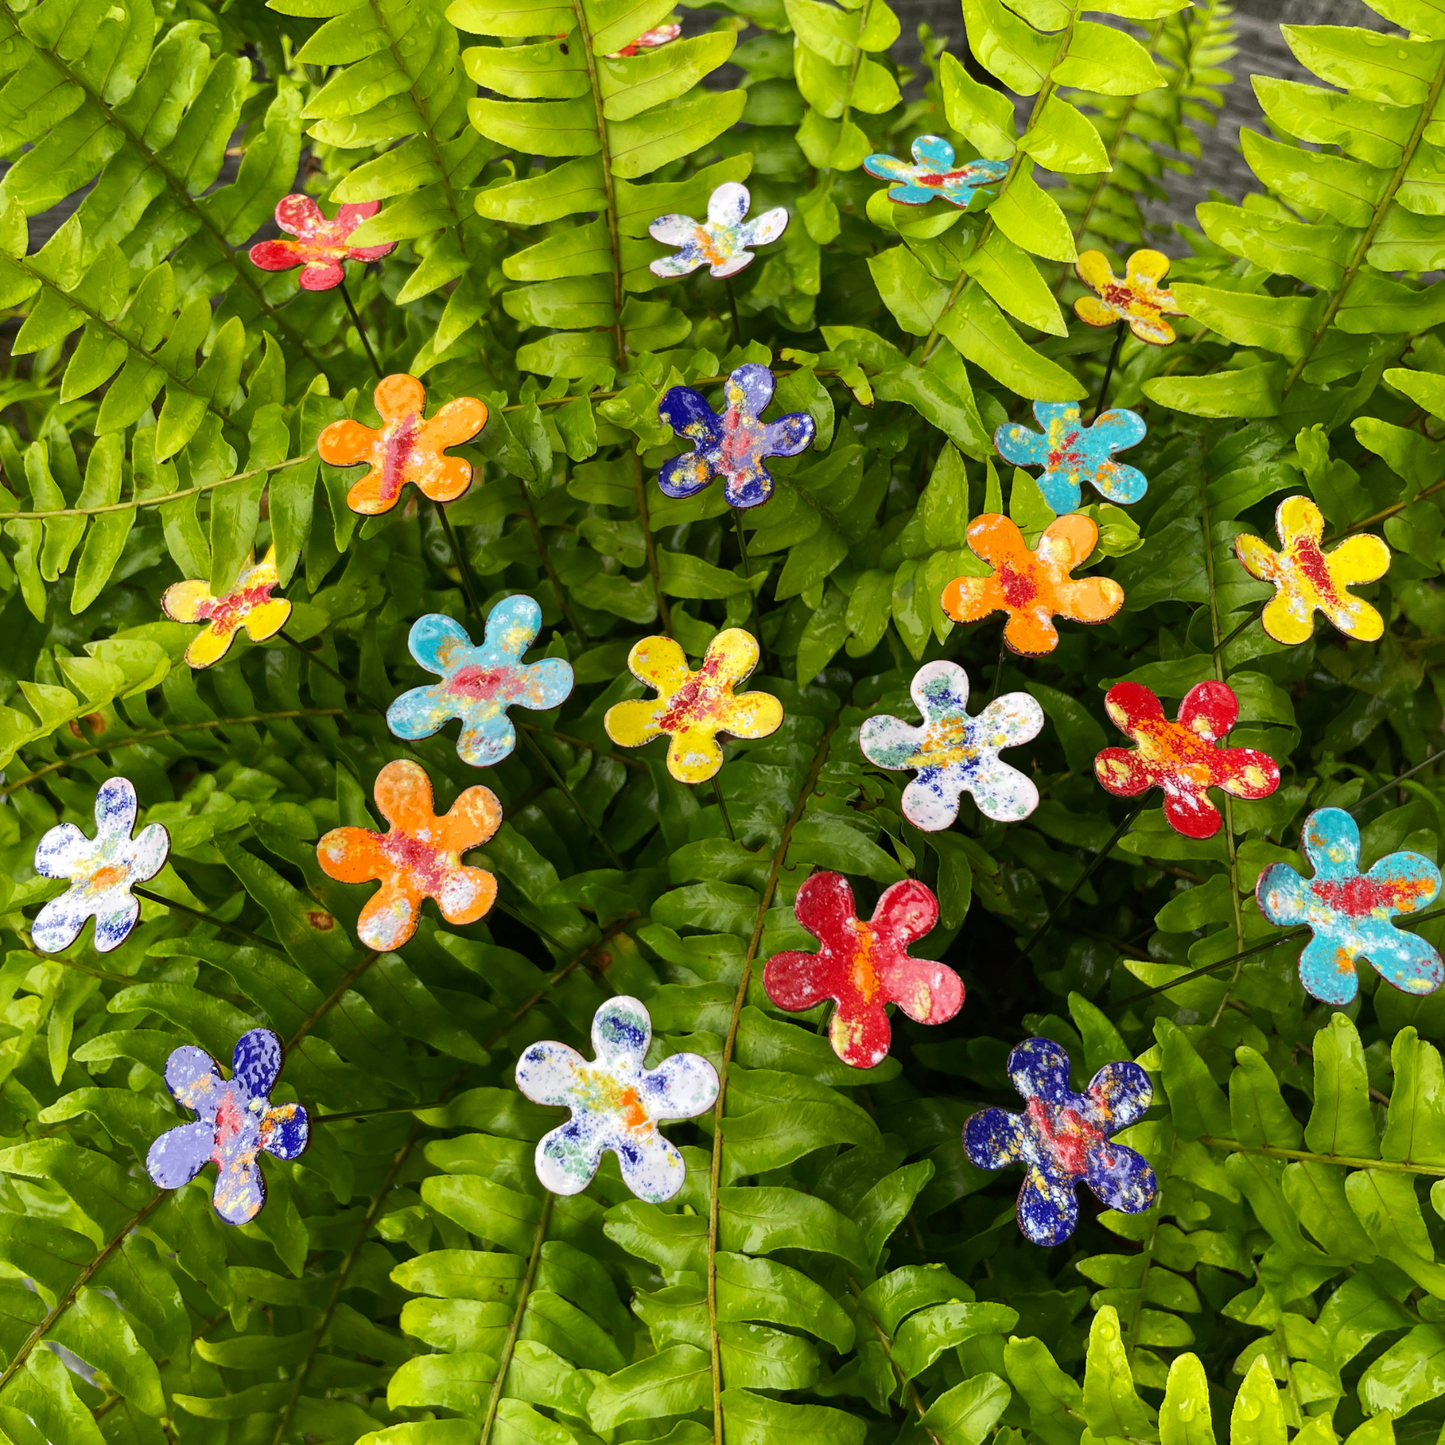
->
[382,828,449,894]
[380,412,420,503]
[1027,1097,1102,1177]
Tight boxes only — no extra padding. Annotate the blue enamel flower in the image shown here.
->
[1257,807,1443,1007]
[146,1028,310,1226]
[658,363,816,510]
[964,1038,1156,1247]
[863,135,1008,209]
[31,777,170,954]
[995,402,1148,512]
[387,597,574,767]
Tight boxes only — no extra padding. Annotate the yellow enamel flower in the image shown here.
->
[603,629,783,784]
[1074,249,1184,345]
[1235,495,1391,646]
[161,548,291,669]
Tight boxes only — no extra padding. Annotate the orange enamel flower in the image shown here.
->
[316,374,488,516]
[942,514,1124,657]
[316,760,501,952]
[1074,249,1184,346]
[161,547,291,669]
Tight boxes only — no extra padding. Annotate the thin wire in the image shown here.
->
[433,499,486,623]
[1092,320,1127,421]
[338,274,382,377]
[1353,744,1445,812]
[724,275,744,348]
[131,887,277,952]
[734,509,767,656]
[714,778,735,840]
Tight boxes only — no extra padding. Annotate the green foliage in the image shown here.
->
[8,0,1445,1442]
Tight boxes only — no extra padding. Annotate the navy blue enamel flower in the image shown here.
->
[658,363,816,510]
[963,1038,1155,1246]
[146,1028,310,1225]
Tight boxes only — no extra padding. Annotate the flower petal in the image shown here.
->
[1016,1168,1080,1246]
[516,1039,588,1109]
[423,396,488,451]
[357,878,423,952]
[298,261,345,291]
[438,784,503,855]
[963,1107,1026,1170]
[213,1156,266,1226]
[650,212,702,245]
[147,1121,216,1190]
[31,892,89,953]
[628,634,693,695]
[1084,1142,1156,1216]
[900,773,963,832]
[592,995,653,1075]
[160,579,213,625]
[1009,1037,1073,1104]
[233,1028,283,1101]
[706,181,751,229]
[642,1049,719,1120]
[33,821,91,881]
[274,194,324,236]
[616,1133,689,1204]
[1327,532,1391,588]
[316,826,388,885]
[1256,861,1311,927]
[261,1102,311,1161]
[373,758,435,833]
[1298,933,1360,1006]
[910,134,955,170]
[1073,295,1118,329]
[166,1045,223,1112]
[881,953,963,1028]
[828,995,892,1069]
[92,898,141,952]
[435,864,497,926]
[792,868,858,945]
[1086,1061,1152,1131]
[317,419,381,467]
[241,598,292,643]
[248,239,305,272]
[482,594,542,662]
[536,1119,607,1196]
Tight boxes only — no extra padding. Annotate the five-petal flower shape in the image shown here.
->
[604,629,782,784]
[649,181,787,279]
[1258,807,1442,1006]
[1235,495,1391,646]
[995,402,1148,513]
[387,597,574,767]
[516,996,719,1202]
[316,760,501,951]
[1074,248,1184,346]
[248,195,395,292]
[859,661,1044,831]
[32,777,170,954]
[146,1028,310,1225]
[658,363,815,510]
[1095,680,1280,840]
[317,373,488,516]
[964,1037,1156,1247]
[609,20,680,54]
[942,513,1124,657]
[161,546,292,670]
[764,871,960,1068]
[863,135,1008,209]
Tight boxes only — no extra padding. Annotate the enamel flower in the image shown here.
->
[1074,248,1184,345]
[609,21,680,54]
[964,1037,1156,1247]
[1258,807,1442,1006]
[248,195,395,292]
[995,402,1148,513]
[942,513,1124,657]
[863,135,1008,209]
[161,546,292,670]
[604,629,782,784]
[764,871,960,1069]
[146,1028,309,1226]
[516,996,719,1203]
[316,373,488,516]
[1235,495,1391,646]
[859,661,1044,831]
[387,598,574,768]
[1095,681,1279,840]
[658,363,815,509]
[32,778,170,954]
[316,760,501,951]
[648,182,787,279]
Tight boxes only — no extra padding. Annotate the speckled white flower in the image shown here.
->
[515,996,718,1203]
[32,777,169,953]
[860,661,1044,830]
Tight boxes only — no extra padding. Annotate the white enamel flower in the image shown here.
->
[859,661,1044,831]
[515,996,718,1202]
[32,777,170,953]
[648,182,788,280]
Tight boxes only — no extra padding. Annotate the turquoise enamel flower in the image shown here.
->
[386,596,574,767]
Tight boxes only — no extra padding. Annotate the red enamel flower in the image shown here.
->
[249,195,396,292]
[1094,680,1280,840]
[763,871,961,1069]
